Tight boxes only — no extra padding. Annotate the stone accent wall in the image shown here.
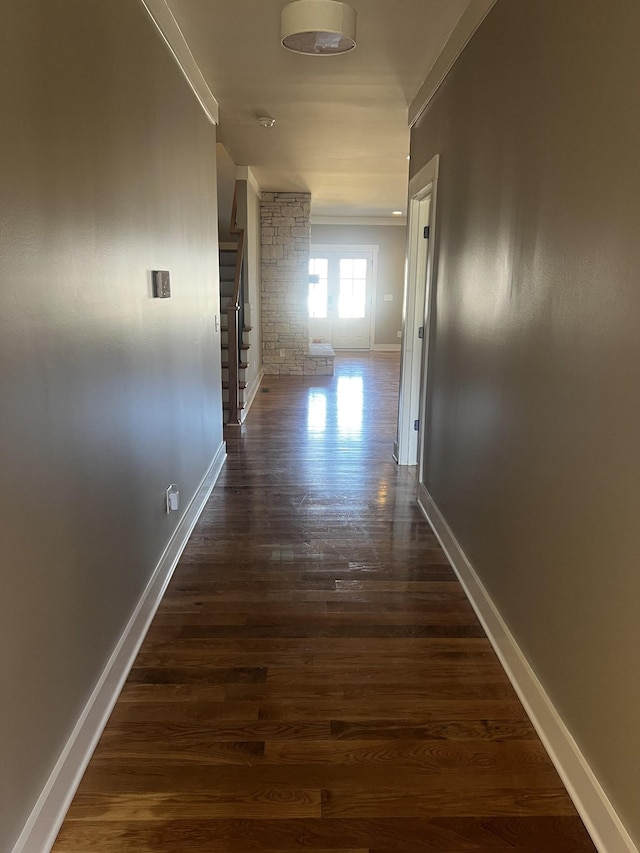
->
[261,191,311,375]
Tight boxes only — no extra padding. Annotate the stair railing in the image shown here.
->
[225,183,245,426]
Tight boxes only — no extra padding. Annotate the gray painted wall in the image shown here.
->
[0,1,221,848]
[411,0,640,843]
[311,224,406,347]
[216,142,237,243]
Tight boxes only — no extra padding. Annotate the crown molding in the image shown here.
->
[139,0,219,125]
[236,166,262,196]
[312,216,406,227]
[409,0,498,128]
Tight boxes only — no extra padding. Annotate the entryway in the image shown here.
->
[308,245,377,349]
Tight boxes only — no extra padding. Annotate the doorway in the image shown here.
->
[396,155,439,470]
[308,245,377,349]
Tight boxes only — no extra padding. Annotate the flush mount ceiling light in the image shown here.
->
[281,0,357,56]
[258,116,276,128]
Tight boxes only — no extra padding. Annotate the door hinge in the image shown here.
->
[423,225,430,239]
[414,419,420,431]
[418,326,424,339]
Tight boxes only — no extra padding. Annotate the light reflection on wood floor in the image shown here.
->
[52,352,596,852]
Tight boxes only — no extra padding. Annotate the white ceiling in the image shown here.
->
[165,0,472,217]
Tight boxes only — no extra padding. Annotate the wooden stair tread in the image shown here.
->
[219,321,252,334]
[218,183,247,427]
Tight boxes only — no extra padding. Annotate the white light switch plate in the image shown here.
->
[153,270,171,298]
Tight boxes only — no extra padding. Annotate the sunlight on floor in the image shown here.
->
[337,375,363,437]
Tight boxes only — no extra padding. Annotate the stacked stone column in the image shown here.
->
[260,192,311,375]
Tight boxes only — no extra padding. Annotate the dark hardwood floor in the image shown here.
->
[52,352,596,852]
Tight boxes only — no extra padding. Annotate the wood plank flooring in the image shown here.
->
[52,353,596,852]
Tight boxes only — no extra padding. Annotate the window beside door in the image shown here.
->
[308,258,328,318]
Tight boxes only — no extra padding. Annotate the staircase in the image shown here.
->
[219,183,252,425]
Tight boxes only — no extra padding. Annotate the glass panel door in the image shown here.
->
[309,249,374,349]
[338,258,367,319]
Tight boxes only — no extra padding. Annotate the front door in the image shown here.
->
[308,248,375,349]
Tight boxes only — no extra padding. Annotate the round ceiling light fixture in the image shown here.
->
[281,0,357,56]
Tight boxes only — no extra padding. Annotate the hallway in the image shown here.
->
[52,353,596,851]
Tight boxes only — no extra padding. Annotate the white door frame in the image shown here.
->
[310,244,379,349]
[395,154,439,466]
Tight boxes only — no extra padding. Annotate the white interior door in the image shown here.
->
[309,247,375,349]
[396,154,439,467]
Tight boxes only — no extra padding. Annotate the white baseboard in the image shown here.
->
[417,483,638,853]
[241,369,264,421]
[12,442,227,853]
[372,343,402,352]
